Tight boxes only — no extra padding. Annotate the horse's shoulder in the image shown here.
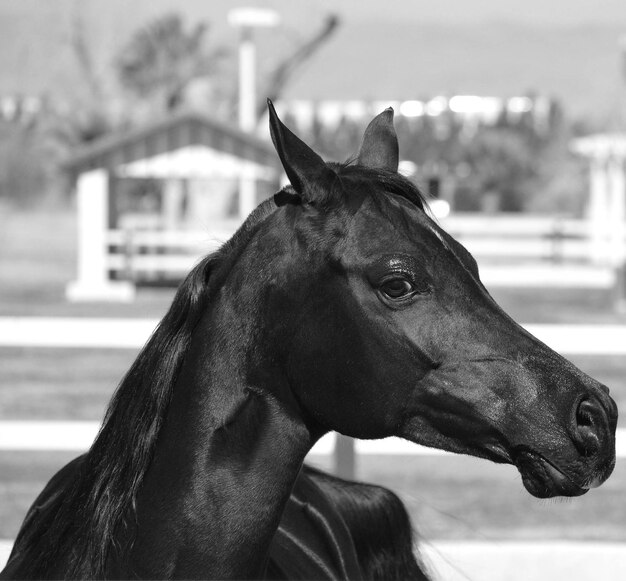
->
[268,464,429,581]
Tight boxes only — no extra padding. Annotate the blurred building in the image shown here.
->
[276,94,556,137]
[64,111,280,301]
[276,94,560,214]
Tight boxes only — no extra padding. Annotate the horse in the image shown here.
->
[1,101,617,580]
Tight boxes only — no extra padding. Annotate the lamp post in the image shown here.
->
[228,8,280,219]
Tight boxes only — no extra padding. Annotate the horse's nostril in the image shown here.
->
[576,399,595,427]
[573,397,603,457]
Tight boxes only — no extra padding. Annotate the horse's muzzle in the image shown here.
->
[514,388,617,499]
[513,448,589,498]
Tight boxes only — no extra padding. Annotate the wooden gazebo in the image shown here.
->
[64,112,280,301]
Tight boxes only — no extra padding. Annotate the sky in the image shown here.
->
[0,1,625,121]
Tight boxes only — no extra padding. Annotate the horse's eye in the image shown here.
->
[380,278,414,299]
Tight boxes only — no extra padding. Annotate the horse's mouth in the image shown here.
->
[513,448,589,498]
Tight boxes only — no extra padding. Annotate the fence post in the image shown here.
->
[123,228,136,283]
[66,169,134,302]
[548,218,565,263]
[615,262,626,313]
[334,435,356,481]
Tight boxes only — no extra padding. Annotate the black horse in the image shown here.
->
[1,102,617,580]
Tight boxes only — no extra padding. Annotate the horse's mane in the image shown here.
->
[331,162,427,214]
[17,199,279,579]
[15,165,426,579]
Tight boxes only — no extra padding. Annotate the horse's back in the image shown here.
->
[268,464,430,581]
[0,454,85,579]
[3,457,430,580]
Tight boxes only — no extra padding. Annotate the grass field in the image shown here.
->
[1,208,625,549]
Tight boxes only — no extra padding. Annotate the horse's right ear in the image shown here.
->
[356,108,399,172]
[267,99,336,205]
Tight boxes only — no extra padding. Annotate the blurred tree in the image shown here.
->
[0,3,117,207]
[299,100,575,213]
[116,13,227,114]
[0,122,49,206]
[460,127,537,212]
[256,15,340,121]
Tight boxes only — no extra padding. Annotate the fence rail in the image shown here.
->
[101,214,626,283]
[3,317,626,353]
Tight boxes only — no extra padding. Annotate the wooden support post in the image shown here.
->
[588,157,610,264]
[66,169,135,302]
[334,434,356,481]
[608,157,626,312]
[615,263,626,313]
[163,178,185,231]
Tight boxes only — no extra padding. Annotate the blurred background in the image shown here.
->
[1,1,626,579]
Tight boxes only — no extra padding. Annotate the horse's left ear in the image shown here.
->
[267,99,336,205]
[356,108,399,172]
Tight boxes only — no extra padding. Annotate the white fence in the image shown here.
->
[103,214,626,283]
[1,317,625,460]
[1,312,624,579]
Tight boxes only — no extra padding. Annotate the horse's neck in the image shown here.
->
[127,310,313,579]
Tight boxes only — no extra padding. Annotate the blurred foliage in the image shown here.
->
[458,127,537,212]
[0,12,227,207]
[0,8,591,215]
[0,101,116,207]
[302,102,587,215]
[115,13,228,115]
[0,121,49,207]
[257,15,339,120]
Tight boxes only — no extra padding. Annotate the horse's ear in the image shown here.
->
[356,108,399,172]
[267,99,336,204]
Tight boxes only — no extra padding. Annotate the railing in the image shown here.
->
[104,215,625,283]
[107,224,239,279]
[441,215,611,263]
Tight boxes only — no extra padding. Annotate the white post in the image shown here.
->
[334,435,356,480]
[163,178,184,231]
[238,28,256,133]
[229,8,280,222]
[66,169,135,302]
[608,156,626,266]
[588,157,610,264]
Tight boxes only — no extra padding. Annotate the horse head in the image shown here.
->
[251,100,617,499]
[2,102,619,581]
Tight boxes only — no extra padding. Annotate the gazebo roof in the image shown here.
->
[65,111,280,174]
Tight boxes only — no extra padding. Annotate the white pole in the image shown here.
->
[238,28,256,133]
[228,8,280,220]
[608,155,626,311]
[75,169,109,288]
[65,170,135,302]
[162,178,184,231]
[589,157,610,264]
[608,156,626,267]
